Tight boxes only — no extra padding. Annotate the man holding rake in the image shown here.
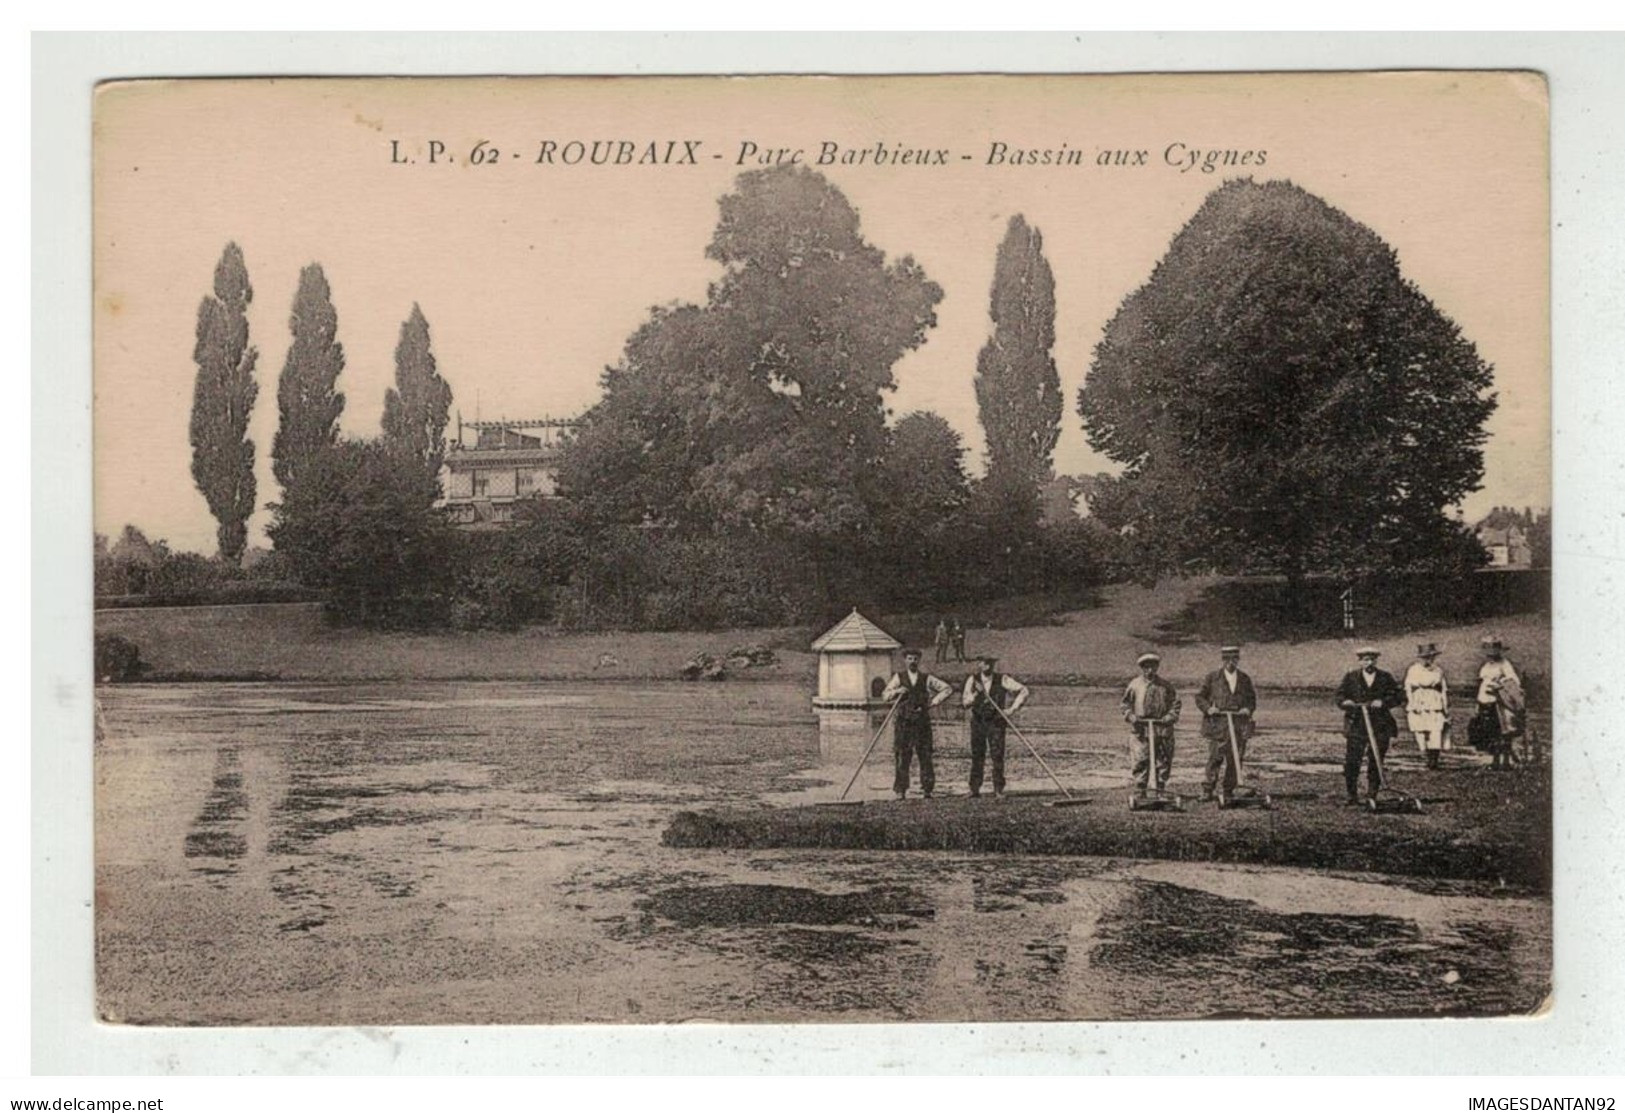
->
[1197,645,1258,802]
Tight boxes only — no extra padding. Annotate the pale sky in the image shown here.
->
[93,73,1550,554]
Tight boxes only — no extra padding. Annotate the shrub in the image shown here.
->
[94,633,143,682]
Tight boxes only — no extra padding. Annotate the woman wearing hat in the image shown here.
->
[1404,643,1451,769]
[1476,637,1525,772]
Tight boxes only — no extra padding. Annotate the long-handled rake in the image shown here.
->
[1215,710,1272,810]
[837,699,901,801]
[1360,704,1423,815]
[988,699,1078,805]
[1128,719,1184,812]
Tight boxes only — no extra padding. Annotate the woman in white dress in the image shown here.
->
[1404,642,1451,769]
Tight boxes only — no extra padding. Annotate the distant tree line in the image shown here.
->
[145,170,1500,630]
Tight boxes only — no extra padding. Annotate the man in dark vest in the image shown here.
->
[961,655,1030,798]
[1336,647,1407,805]
[1197,645,1258,802]
[882,648,953,800]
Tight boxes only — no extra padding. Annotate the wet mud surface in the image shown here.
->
[95,680,1550,1024]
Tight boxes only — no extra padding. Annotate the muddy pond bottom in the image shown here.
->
[94,681,1549,1024]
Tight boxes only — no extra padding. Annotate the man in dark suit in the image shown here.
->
[1197,645,1258,802]
[882,648,953,800]
[1337,647,1407,805]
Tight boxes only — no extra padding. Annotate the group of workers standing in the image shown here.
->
[879,636,1529,803]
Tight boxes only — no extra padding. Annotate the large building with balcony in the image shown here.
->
[442,417,577,528]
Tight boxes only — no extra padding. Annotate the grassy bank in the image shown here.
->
[665,763,1551,888]
[94,581,1549,690]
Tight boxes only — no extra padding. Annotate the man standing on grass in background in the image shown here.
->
[883,648,953,801]
[962,655,1029,799]
[1197,645,1258,803]
[1337,647,1406,805]
[934,617,950,664]
[1122,652,1181,795]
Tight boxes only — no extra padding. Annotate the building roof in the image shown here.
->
[444,446,563,468]
[811,609,901,652]
[1476,526,1527,547]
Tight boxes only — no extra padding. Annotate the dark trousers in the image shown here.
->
[1345,730,1390,796]
[894,720,936,796]
[1204,730,1247,794]
[969,718,1007,795]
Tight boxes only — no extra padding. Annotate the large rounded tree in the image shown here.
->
[559,166,943,604]
[1078,179,1496,591]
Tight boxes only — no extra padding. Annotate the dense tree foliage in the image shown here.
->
[267,439,450,624]
[559,167,946,611]
[867,411,973,607]
[1079,179,1497,590]
[188,243,259,562]
[974,215,1062,533]
[381,304,454,482]
[272,264,347,495]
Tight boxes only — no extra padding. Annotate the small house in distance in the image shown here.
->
[441,417,576,529]
[1476,523,1532,569]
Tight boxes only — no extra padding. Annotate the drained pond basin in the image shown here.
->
[94,680,1550,1024]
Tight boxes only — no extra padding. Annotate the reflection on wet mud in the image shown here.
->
[183,746,247,880]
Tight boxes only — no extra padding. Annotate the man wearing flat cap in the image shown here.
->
[962,654,1029,798]
[1336,647,1407,804]
[1122,652,1181,795]
[883,647,953,800]
[1197,646,1258,801]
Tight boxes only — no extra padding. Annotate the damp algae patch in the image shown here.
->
[1088,879,1544,1018]
[638,882,934,928]
[663,766,1551,889]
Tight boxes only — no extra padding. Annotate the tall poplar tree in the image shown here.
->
[381,303,454,480]
[973,215,1062,529]
[188,242,259,562]
[272,263,346,494]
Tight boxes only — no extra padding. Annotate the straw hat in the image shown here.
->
[1137,652,1161,667]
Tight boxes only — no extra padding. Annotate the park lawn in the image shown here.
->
[95,581,1548,691]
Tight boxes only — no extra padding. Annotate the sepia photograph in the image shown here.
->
[87,71,1551,1029]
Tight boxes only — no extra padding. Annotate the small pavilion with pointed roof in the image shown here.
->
[811,608,902,711]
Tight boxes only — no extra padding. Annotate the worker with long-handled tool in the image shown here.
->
[961,655,1030,799]
[1196,645,1258,803]
[1335,647,1407,806]
[1358,702,1423,813]
[881,648,954,800]
[1122,652,1182,807]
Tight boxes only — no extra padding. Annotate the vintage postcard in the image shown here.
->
[91,73,1550,1026]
